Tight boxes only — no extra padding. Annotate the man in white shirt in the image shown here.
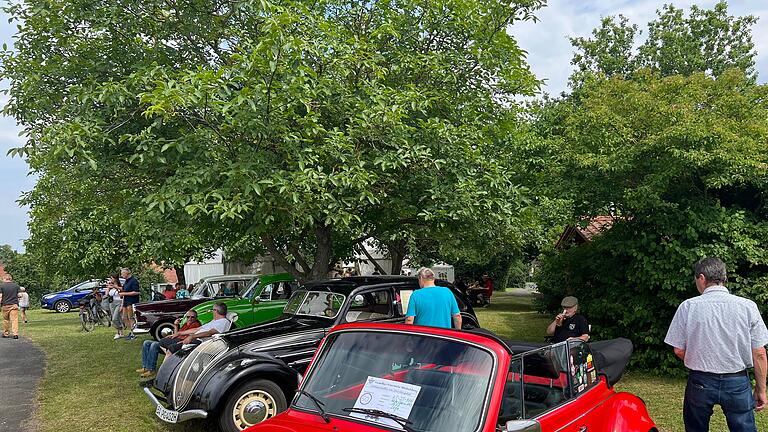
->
[175,302,231,345]
[665,257,768,432]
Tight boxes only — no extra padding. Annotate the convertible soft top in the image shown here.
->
[588,338,633,386]
[466,329,633,387]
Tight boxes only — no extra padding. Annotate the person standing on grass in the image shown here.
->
[405,267,462,329]
[18,287,29,323]
[107,275,124,339]
[119,268,140,340]
[665,257,768,432]
[0,274,21,339]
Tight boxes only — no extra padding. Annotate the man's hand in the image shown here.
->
[755,389,767,412]
[182,336,194,345]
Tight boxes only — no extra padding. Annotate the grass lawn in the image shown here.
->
[21,309,204,432]
[20,291,767,432]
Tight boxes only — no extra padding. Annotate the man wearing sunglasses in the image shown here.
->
[137,309,202,379]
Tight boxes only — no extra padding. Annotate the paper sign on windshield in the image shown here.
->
[351,376,421,429]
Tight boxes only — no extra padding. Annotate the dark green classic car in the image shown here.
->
[190,273,297,329]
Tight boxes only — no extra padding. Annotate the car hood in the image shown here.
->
[248,410,392,432]
[221,315,331,347]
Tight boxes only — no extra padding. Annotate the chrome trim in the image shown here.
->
[288,358,313,367]
[241,329,326,353]
[143,387,208,423]
[293,328,498,432]
[276,350,317,360]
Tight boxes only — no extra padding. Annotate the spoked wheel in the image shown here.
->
[220,379,287,432]
[96,309,110,326]
[81,312,95,332]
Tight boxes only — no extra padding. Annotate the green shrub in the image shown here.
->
[536,203,768,375]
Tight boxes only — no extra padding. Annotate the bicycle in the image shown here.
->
[79,303,97,332]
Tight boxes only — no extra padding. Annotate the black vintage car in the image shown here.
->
[143,276,479,432]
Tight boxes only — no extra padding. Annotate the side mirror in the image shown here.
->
[506,420,541,432]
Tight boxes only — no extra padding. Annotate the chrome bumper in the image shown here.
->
[142,387,208,422]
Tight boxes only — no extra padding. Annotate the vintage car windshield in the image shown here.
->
[190,279,252,299]
[240,278,263,299]
[283,290,345,318]
[294,331,495,431]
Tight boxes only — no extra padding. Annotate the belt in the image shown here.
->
[690,369,747,378]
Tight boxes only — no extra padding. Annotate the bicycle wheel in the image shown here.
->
[81,311,95,332]
[96,308,110,326]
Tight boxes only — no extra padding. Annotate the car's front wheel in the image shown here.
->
[219,379,287,432]
[54,300,71,313]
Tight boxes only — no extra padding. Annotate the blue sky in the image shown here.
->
[0,0,767,252]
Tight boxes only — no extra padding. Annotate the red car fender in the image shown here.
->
[596,391,657,432]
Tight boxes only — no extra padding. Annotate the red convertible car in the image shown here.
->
[245,323,657,432]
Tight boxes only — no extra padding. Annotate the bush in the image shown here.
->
[536,203,768,375]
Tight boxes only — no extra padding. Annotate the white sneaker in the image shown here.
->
[113,334,122,340]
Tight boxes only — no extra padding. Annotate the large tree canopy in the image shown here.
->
[2,0,544,281]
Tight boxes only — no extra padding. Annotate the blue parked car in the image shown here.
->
[41,280,106,313]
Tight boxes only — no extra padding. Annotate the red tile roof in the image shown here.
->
[555,216,615,249]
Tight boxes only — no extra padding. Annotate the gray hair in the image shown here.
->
[213,302,228,316]
[417,267,435,280]
[694,257,727,285]
[120,267,132,274]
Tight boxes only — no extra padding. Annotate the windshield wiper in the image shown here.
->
[342,407,415,432]
[297,389,330,423]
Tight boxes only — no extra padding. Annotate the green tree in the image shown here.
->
[2,0,544,281]
[570,1,757,85]
[535,70,768,371]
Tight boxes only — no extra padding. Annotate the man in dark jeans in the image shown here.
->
[665,257,768,431]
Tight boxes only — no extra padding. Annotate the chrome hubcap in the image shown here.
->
[233,390,276,430]
[158,326,174,338]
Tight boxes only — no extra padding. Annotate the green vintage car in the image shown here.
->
[190,273,297,329]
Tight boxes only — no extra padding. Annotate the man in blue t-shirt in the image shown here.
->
[405,267,462,329]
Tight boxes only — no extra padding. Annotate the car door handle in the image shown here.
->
[578,426,588,432]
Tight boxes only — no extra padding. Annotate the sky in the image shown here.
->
[0,0,766,252]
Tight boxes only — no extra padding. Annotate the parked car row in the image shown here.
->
[141,275,657,432]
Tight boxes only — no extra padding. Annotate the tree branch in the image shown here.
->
[260,235,304,280]
[357,241,387,275]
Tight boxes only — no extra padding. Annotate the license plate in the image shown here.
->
[155,405,179,423]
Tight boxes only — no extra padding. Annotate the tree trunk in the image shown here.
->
[309,222,333,281]
[260,222,334,283]
[174,265,186,286]
[389,239,407,275]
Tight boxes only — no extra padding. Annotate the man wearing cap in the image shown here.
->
[546,296,589,343]
[665,257,768,432]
